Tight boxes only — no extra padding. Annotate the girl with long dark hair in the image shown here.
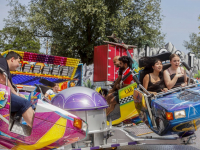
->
[142,57,168,95]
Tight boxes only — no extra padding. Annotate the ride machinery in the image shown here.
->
[0,51,87,150]
[50,39,200,149]
[1,41,200,149]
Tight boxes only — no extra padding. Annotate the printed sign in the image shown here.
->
[119,83,137,99]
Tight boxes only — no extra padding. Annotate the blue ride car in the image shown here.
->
[133,52,200,136]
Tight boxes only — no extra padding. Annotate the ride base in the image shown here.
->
[66,123,196,150]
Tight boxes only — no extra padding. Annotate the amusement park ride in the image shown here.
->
[0,35,200,149]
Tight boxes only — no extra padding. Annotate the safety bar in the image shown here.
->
[34,84,51,103]
[156,82,200,98]
[121,68,153,97]
[181,62,192,85]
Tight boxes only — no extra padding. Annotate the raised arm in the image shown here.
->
[45,92,49,98]
[181,67,187,87]
[8,80,18,95]
[163,70,183,90]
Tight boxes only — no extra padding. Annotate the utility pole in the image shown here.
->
[46,38,48,55]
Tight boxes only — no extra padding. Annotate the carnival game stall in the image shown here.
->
[1,50,81,92]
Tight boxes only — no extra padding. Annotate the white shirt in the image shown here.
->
[46,89,56,95]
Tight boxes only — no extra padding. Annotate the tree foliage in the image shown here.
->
[183,33,200,58]
[0,26,40,53]
[5,0,164,64]
[194,70,200,79]
[199,15,200,32]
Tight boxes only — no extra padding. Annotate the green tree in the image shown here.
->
[183,33,200,58]
[83,79,95,89]
[194,70,200,79]
[0,27,40,53]
[5,0,164,64]
[199,15,200,32]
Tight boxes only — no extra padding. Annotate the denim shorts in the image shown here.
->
[11,93,32,116]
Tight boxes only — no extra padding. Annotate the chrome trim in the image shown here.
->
[188,69,192,85]
[144,94,157,127]
[156,83,200,98]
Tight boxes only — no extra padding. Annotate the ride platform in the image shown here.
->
[67,123,196,150]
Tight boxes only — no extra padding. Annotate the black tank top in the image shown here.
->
[169,74,184,87]
[147,74,165,93]
[168,67,185,88]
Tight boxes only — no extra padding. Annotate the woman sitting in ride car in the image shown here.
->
[163,54,187,89]
[143,57,168,95]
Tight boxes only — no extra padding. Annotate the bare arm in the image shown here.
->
[143,74,149,90]
[122,84,129,87]
[142,74,157,95]
[113,75,122,90]
[45,93,49,97]
[8,80,18,96]
[8,80,26,98]
[184,68,187,84]
[108,75,122,93]
[163,70,182,90]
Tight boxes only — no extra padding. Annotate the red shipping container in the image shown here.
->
[94,44,134,82]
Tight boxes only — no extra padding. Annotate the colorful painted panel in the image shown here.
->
[110,83,138,125]
[0,98,86,149]
[133,90,150,127]
[0,84,10,109]
[12,74,68,85]
[1,50,80,80]
[154,87,200,112]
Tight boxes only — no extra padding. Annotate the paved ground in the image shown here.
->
[116,126,200,150]
[117,145,199,150]
[61,124,200,150]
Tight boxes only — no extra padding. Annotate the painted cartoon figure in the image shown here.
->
[0,90,8,109]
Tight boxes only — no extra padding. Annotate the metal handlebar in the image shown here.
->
[156,82,200,98]
[121,68,153,97]
[181,62,192,85]
[34,84,44,97]
[34,84,51,103]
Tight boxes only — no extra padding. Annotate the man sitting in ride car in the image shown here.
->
[118,56,134,87]
[106,56,134,116]
[0,51,34,128]
[105,56,122,107]
[107,56,122,94]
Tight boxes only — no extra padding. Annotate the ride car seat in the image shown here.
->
[35,84,51,95]
[162,63,171,71]
[138,52,172,85]
[139,69,149,86]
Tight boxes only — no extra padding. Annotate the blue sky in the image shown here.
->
[0,0,200,53]
[161,0,200,52]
